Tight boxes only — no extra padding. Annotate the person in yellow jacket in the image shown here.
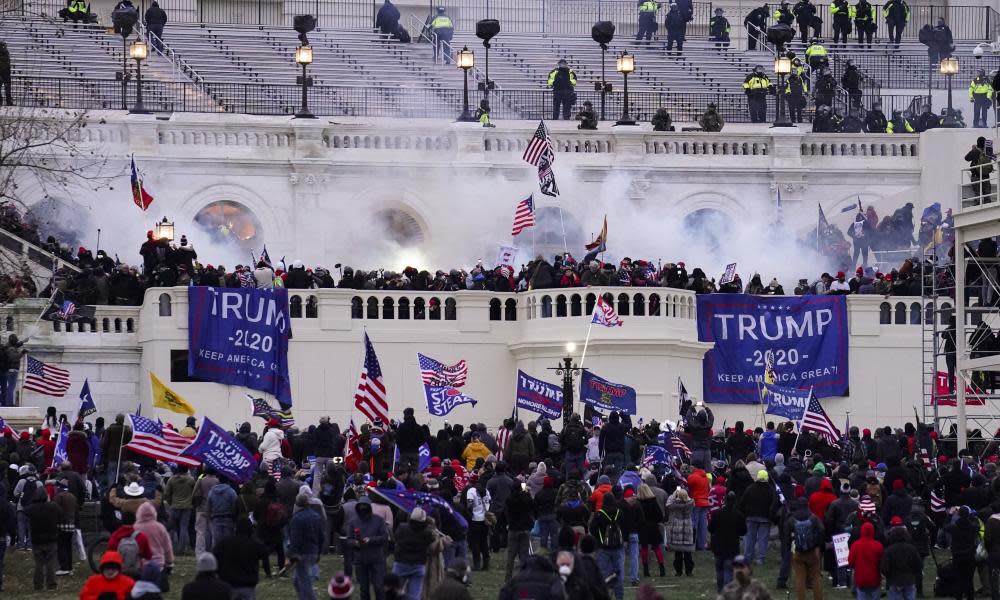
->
[970,69,994,128]
[743,65,772,123]
[461,434,493,470]
[636,0,659,42]
[805,39,828,71]
[429,6,454,64]
[883,0,909,46]
[830,0,855,46]
[548,59,578,120]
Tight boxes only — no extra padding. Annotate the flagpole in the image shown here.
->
[556,199,568,255]
[578,288,602,369]
[791,386,814,456]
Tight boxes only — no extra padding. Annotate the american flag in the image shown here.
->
[418,353,468,388]
[0,417,17,437]
[495,404,518,461]
[919,447,933,471]
[125,414,200,467]
[522,120,554,166]
[23,356,71,397]
[268,460,283,481]
[511,195,536,236]
[800,392,841,446]
[592,296,624,327]
[248,395,295,428]
[537,155,560,197]
[930,489,945,513]
[643,445,670,468]
[354,333,389,424]
[667,429,691,458]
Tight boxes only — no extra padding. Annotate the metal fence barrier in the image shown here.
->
[9,76,919,123]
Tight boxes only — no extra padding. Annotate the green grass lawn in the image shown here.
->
[1,546,874,600]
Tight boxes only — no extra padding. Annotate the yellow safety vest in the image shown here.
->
[711,17,731,32]
[68,0,86,13]
[430,16,453,29]
[478,112,491,126]
[548,68,578,87]
[639,1,658,13]
[970,78,994,100]
[830,2,855,18]
[743,74,771,90]
[882,1,910,22]
[805,44,828,58]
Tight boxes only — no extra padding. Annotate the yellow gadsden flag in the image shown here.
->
[149,372,196,416]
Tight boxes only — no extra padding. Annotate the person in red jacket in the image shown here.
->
[37,429,56,467]
[80,551,136,600]
[848,522,884,600]
[688,460,712,550]
[809,479,837,521]
[589,475,614,511]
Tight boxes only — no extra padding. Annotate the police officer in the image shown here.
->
[548,59,577,120]
[665,3,687,53]
[805,38,828,72]
[743,5,768,50]
[475,99,495,128]
[786,68,808,122]
[699,102,725,131]
[812,105,835,132]
[792,0,817,44]
[64,0,89,23]
[636,0,660,42]
[743,65,772,123]
[813,67,837,108]
[854,0,875,47]
[883,0,909,47]
[791,56,808,78]
[864,101,888,133]
[576,101,598,129]
[830,0,853,47]
[841,59,862,110]
[710,8,731,47]
[430,6,454,64]
[773,1,794,25]
[0,41,11,107]
[970,69,993,128]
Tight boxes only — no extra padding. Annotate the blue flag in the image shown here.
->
[78,379,96,417]
[761,382,810,421]
[424,386,477,417]
[180,417,258,484]
[418,442,432,471]
[370,486,468,529]
[187,287,293,404]
[643,445,670,468]
[580,370,637,415]
[618,470,642,491]
[515,370,564,420]
[51,422,69,468]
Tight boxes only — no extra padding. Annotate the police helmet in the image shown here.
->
[753,64,764,72]
[979,69,986,77]
[436,6,445,13]
[558,59,568,67]
[715,7,724,14]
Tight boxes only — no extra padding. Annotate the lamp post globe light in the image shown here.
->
[456,46,476,121]
[772,55,794,127]
[615,50,636,126]
[551,341,583,419]
[128,39,150,114]
[294,45,316,119]
[940,56,960,128]
[154,216,174,241]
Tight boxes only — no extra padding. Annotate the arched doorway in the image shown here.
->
[372,208,424,247]
[682,208,734,251]
[193,200,262,250]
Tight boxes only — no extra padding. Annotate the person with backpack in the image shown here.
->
[13,464,41,549]
[80,551,136,600]
[108,511,154,578]
[254,479,289,573]
[23,486,62,591]
[214,516,270,599]
[207,478,237,545]
[561,414,588,477]
[134,501,174,591]
[589,492,625,600]
[787,496,825,600]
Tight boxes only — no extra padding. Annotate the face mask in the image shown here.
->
[559,565,573,577]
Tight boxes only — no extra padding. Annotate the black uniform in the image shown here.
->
[548,64,577,120]
[830,0,852,45]
[665,5,687,52]
[883,0,909,45]
[864,107,888,133]
[854,0,875,47]
[710,14,731,47]
[375,0,401,37]
[144,2,167,51]
[786,72,808,122]
[841,64,863,109]
[814,70,837,108]
[793,0,818,43]
[744,6,768,50]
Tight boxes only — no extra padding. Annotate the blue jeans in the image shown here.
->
[628,533,640,582]
[0,369,17,406]
[443,540,468,567]
[691,507,709,550]
[778,541,791,585]
[744,517,770,564]
[293,553,319,600]
[391,562,426,600]
[210,518,234,546]
[887,584,916,600]
[714,555,733,592]
[538,514,559,552]
[597,548,625,600]
[0,534,7,587]
[168,508,192,553]
[16,511,31,549]
[856,586,881,600]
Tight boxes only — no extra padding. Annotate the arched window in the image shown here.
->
[894,302,907,325]
[649,293,661,316]
[504,298,517,321]
[306,295,318,318]
[879,302,891,324]
[445,298,457,320]
[382,297,395,320]
[925,303,934,325]
[541,295,553,318]
[4,316,12,331]
[414,297,427,320]
[429,297,441,320]
[289,295,303,318]
[102,318,110,333]
[585,293,597,315]
[910,302,921,325]
[366,297,379,319]
[193,200,262,252]
[556,295,568,317]
[399,297,411,320]
[114,318,123,333]
[633,294,646,316]
[351,297,363,319]
[617,293,630,316]
[489,298,502,321]
[570,294,582,317]
[158,293,172,317]
[126,318,134,332]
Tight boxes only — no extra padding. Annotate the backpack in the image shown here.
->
[599,509,624,548]
[118,531,141,573]
[547,433,562,454]
[264,500,289,528]
[565,428,586,453]
[793,515,820,552]
[18,478,38,508]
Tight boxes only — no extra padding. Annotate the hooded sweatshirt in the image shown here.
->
[848,522,883,588]
[259,427,285,464]
[80,551,136,600]
[133,501,174,566]
[809,479,837,520]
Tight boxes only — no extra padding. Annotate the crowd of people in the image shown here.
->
[0,403,998,600]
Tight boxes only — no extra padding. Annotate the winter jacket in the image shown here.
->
[394,518,435,564]
[738,480,774,519]
[506,431,534,463]
[709,505,746,558]
[287,504,324,557]
[313,422,338,456]
[882,488,913,526]
[259,427,285,465]
[758,431,779,461]
[180,573,233,600]
[665,496,695,551]
[687,469,711,507]
[134,501,173,566]
[345,509,389,563]
[80,552,136,600]
[461,440,491,470]
[164,472,195,510]
[214,519,270,587]
[808,480,837,520]
[507,487,537,531]
[848,522,884,588]
[207,483,237,520]
[431,570,474,600]
[880,527,923,587]
[66,429,91,473]
[24,497,62,544]
[497,555,565,600]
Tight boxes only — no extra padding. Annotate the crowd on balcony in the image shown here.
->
[0,198,951,306]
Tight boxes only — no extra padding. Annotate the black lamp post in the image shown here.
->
[772,55,793,127]
[940,56,960,128]
[591,21,616,121]
[456,46,476,121]
[615,50,637,126]
[549,342,583,420]
[294,45,316,119]
[128,39,150,114]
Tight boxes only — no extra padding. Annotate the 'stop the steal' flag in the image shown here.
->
[424,386,477,417]
[515,370,564,420]
[180,417,258,483]
[592,296,623,327]
[696,295,849,404]
[187,287,293,405]
[580,370,637,415]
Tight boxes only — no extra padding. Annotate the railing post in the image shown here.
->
[244,83,248,114]
[257,0,262,25]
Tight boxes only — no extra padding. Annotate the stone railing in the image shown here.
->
[0,299,141,339]
[800,137,919,158]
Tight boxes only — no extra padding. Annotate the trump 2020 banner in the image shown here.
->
[180,417,257,483]
[515,370,564,420]
[580,370,637,415]
[188,287,293,404]
[761,382,810,421]
[696,294,849,404]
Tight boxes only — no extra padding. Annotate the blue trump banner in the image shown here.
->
[51,422,69,468]
[762,382,810,421]
[180,417,258,483]
[370,487,468,529]
[580,370,637,415]
[696,294,849,404]
[515,370,564,420]
[424,386,477,416]
[418,442,431,471]
[188,287,293,404]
